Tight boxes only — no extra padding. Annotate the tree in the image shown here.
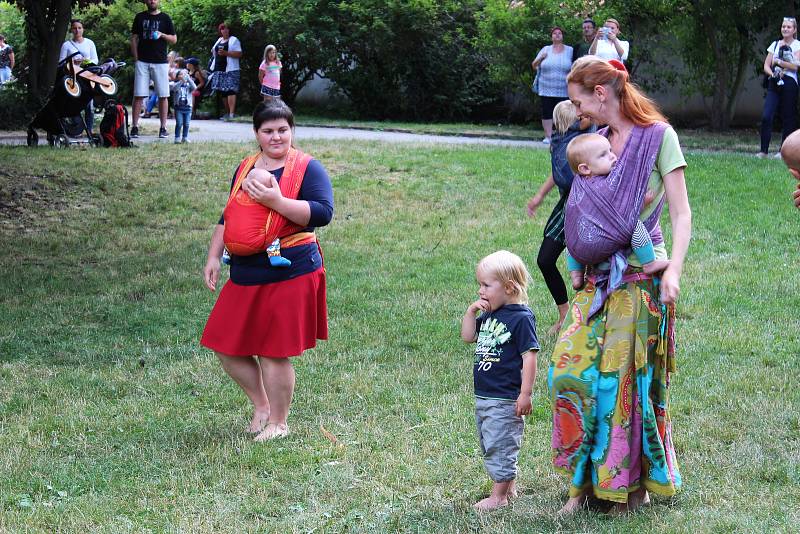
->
[669,0,776,129]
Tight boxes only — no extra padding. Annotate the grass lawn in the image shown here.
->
[0,139,798,532]
[290,113,765,154]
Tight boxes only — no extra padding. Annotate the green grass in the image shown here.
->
[0,140,798,532]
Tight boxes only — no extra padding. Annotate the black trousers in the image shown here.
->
[761,76,799,154]
[536,236,568,306]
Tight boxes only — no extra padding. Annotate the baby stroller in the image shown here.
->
[27,53,125,147]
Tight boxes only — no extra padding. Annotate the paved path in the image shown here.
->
[0,116,543,148]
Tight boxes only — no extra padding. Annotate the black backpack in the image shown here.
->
[99,100,131,148]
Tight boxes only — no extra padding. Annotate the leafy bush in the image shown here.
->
[0,79,31,129]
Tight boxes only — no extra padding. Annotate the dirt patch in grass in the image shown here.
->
[0,169,90,233]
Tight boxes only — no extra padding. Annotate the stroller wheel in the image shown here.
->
[91,133,102,147]
[63,76,81,98]
[54,134,69,148]
[27,128,39,147]
[97,75,117,96]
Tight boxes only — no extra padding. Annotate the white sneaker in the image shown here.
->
[182,137,190,144]
[174,138,180,144]
[773,152,783,159]
[542,137,551,145]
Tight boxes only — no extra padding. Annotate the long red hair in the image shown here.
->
[567,56,667,126]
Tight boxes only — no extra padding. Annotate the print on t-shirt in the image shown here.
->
[475,317,511,372]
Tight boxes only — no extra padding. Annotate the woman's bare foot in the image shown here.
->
[246,409,270,434]
[627,487,650,510]
[607,488,650,516]
[556,494,588,516]
[473,495,508,511]
[254,422,289,442]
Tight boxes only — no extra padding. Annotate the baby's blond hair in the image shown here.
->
[552,101,579,135]
[566,133,607,174]
[476,250,531,304]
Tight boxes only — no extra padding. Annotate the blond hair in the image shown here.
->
[476,250,531,304]
[566,133,607,174]
[263,44,277,63]
[605,18,621,32]
[552,100,579,134]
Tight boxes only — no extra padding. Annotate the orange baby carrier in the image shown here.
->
[222,148,313,256]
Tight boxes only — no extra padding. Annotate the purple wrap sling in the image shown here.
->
[564,121,668,318]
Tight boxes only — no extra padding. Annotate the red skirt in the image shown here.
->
[200,267,327,358]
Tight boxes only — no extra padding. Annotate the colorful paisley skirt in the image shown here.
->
[547,274,682,503]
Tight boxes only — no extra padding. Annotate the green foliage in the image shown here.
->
[0,1,25,59]
[0,79,29,128]
[322,0,497,120]
[669,0,774,128]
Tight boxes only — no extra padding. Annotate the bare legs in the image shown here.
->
[542,118,553,141]
[216,353,270,433]
[216,353,296,440]
[226,94,237,118]
[549,302,569,336]
[132,96,144,128]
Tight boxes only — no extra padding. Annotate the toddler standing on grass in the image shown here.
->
[461,250,540,511]
[170,68,196,144]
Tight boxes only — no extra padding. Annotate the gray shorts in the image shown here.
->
[475,397,524,482]
[134,61,169,98]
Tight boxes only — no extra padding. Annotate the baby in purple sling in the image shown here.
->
[563,125,671,318]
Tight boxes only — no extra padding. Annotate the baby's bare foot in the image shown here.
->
[643,259,670,276]
[473,496,508,511]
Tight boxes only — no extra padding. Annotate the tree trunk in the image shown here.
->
[22,0,72,104]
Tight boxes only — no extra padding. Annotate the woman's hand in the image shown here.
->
[243,173,283,209]
[204,256,221,291]
[659,265,681,304]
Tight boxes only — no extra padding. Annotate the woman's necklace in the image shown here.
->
[260,151,286,171]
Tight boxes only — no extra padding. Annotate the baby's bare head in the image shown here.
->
[246,167,273,185]
[781,129,800,171]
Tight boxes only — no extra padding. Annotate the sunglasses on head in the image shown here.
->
[784,17,797,22]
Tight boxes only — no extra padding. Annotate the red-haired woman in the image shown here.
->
[549,57,691,515]
[209,23,242,120]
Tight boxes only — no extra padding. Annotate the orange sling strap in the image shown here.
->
[223,148,314,254]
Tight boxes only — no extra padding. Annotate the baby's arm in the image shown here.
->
[632,220,670,274]
[461,299,489,342]
[566,252,586,290]
[515,350,538,416]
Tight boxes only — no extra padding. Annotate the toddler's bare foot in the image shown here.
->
[473,495,509,511]
[247,409,270,434]
[556,494,587,516]
[642,259,670,276]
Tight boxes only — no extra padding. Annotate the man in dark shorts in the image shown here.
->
[572,19,596,62]
[130,0,177,138]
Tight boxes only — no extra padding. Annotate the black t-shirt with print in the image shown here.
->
[131,11,175,64]
[473,304,540,400]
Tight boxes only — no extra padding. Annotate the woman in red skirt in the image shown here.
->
[201,101,333,441]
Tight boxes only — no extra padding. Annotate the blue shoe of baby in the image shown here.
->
[269,255,292,268]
